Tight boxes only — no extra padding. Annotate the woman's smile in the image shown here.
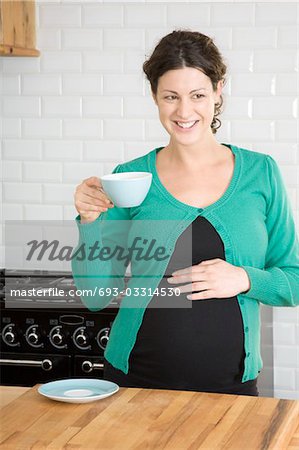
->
[173,120,199,131]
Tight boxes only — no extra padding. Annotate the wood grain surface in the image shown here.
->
[0,385,298,449]
[0,0,40,56]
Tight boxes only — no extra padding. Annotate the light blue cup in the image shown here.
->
[101,171,152,208]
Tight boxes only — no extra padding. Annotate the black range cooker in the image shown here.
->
[0,269,121,386]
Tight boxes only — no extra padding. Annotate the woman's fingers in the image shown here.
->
[79,191,113,207]
[80,178,112,204]
[84,176,102,189]
[167,270,206,284]
[74,176,114,222]
[187,290,213,301]
[75,200,108,213]
[174,282,209,294]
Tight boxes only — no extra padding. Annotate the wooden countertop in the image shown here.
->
[0,385,298,449]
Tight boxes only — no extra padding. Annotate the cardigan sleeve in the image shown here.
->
[71,164,131,311]
[241,155,299,307]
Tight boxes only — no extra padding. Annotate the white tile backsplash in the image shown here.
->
[41,51,81,73]
[37,29,61,50]
[22,118,62,138]
[39,4,81,27]
[83,141,124,162]
[2,162,22,182]
[274,323,296,345]
[252,97,295,119]
[125,4,166,27]
[22,74,61,95]
[274,346,298,368]
[210,3,255,25]
[62,161,105,182]
[43,183,76,203]
[104,119,144,140]
[83,52,122,73]
[275,120,299,142]
[24,204,63,220]
[3,96,41,117]
[4,183,42,203]
[82,96,122,117]
[82,5,123,28]
[221,97,252,119]
[2,119,21,138]
[2,204,23,221]
[23,162,62,182]
[232,27,276,49]
[62,29,103,50]
[3,140,42,160]
[104,29,145,50]
[103,74,143,95]
[230,74,275,96]
[231,119,274,141]
[3,58,40,74]
[277,26,298,48]
[2,76,21,95]
[43,96,81,117]
[253,50,298,72]
[224,50,254,73]
[167,4,210,27]
[63,118,102,139]
[43,140,82,160]
[62,74,102,95]
[255,3,297,25]
[2,1,298,401]
[123,96,157,118]
[274,368,296,391]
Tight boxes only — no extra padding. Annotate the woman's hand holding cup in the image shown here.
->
[74,176,114,224]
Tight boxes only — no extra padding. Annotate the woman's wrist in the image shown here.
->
[238,267,251,294]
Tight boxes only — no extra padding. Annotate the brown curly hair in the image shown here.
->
[143,29,227,134]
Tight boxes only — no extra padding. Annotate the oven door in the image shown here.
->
[0,353,72,387]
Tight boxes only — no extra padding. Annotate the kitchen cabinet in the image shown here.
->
[0,0,40,56]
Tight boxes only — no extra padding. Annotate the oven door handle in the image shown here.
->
[0,358,53,371]
[82,360,104,373]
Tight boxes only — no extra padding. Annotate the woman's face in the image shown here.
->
[152,67,223,146]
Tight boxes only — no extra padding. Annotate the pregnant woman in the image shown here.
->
[72,30,299,396]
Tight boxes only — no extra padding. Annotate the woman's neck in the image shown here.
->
[161,137,229,171]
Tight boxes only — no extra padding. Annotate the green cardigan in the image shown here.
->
[71,144,299,383]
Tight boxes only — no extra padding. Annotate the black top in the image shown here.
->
[104,216,258,396]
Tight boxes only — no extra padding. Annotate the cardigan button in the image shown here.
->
[246,352,251,358]
[240,299,244,305]
[245,326,249,332]
[197,208,203,213]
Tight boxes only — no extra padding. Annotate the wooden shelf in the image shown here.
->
[0,44,40,57]
[0,0,40,57]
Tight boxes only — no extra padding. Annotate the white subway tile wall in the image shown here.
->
[2,2,298,399]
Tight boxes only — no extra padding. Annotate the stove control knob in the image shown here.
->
[52,332,63,346]
[73,327,90,350]
[26,325,43,348]
[2,324,19,347]
[49,326,66,349]
[6,331,15,344]
[96,328,110,350]
[28,330,39,345]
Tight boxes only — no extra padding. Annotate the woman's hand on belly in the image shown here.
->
[167,258,251,300]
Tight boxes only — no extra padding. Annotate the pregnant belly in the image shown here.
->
[129,296,245,389]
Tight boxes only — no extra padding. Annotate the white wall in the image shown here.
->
[1,1,298,399]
